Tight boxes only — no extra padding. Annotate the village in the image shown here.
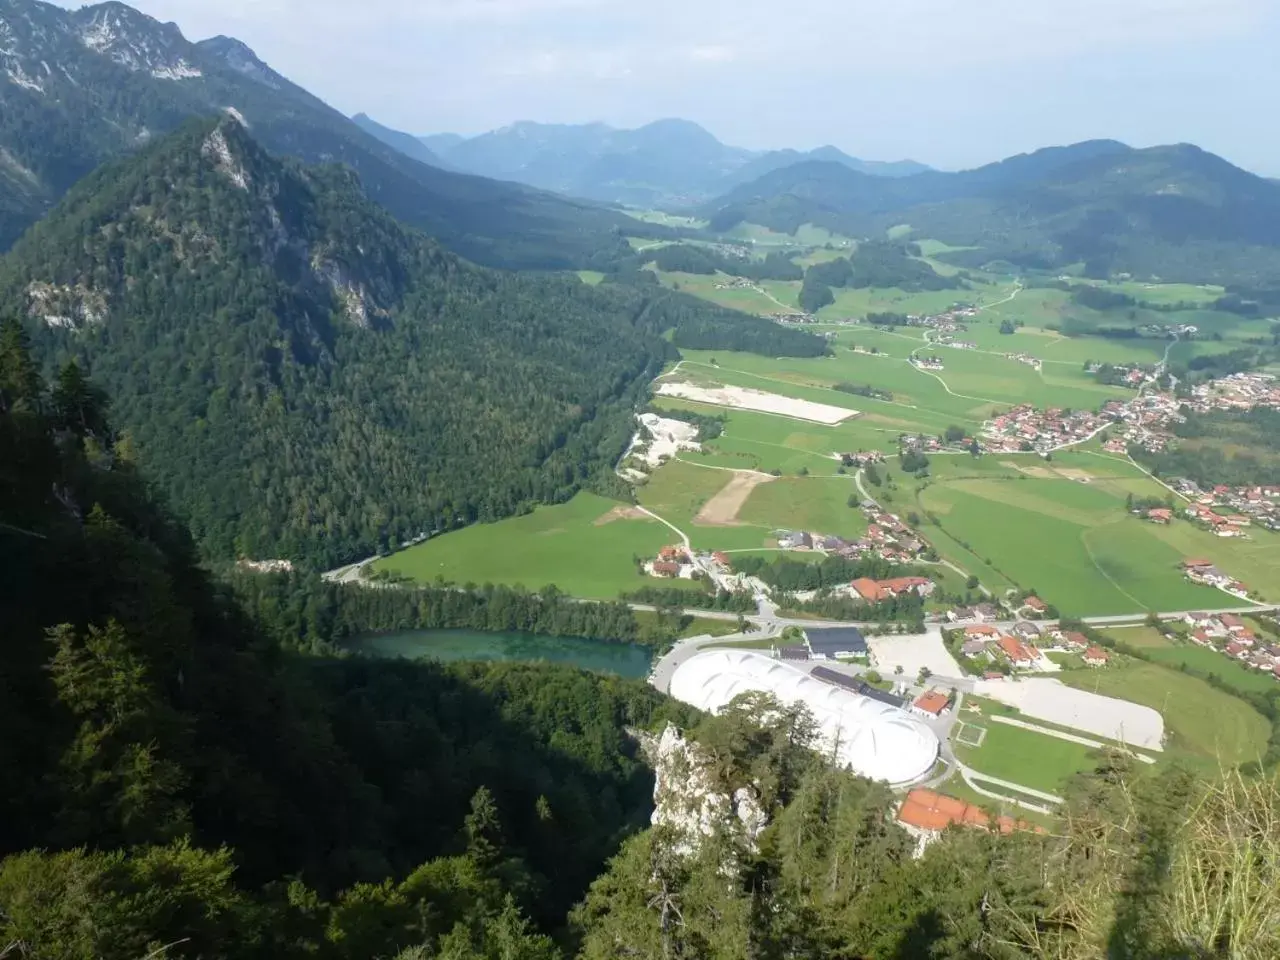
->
[1186,371,1280,412]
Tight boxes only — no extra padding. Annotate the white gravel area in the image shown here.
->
[634,413,701,467]
[867,628,964,680]
[656,381,859,424]
[973,678,1165,752]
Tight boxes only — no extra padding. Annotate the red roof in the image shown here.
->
[850,577,885,602]
[965,624,999,637]
[998,635,1037,663]
[1183,558,1213,568]
[897,789,1044,835]
[913,690,949,716]
[652,562,680,575]
[1023,595,1047,611]
[1083,646,1110,663]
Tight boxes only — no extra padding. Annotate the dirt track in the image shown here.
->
[694,472,774,526]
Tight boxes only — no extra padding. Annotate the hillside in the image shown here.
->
[703,141,1280,283]
[0,0,649,267]
[0,341,697,949]
[403,117,928,207]
[0,117,823,566]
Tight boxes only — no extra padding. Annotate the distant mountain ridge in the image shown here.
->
[701,140,1280,284]
[0,0,651,267]
[361,116,931,207]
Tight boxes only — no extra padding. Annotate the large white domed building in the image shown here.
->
[668,649,940,786]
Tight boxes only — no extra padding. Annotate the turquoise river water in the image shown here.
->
[351,628,654,679]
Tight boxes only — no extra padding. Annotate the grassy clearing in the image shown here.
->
[737,476,868,540]
[952,715,1101,795]
[1138,644,1280,696]
[374,492,696,600]
[576,270,606,285]
[1056,665,1270,766]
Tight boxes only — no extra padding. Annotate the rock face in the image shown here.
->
[649,724,767,857]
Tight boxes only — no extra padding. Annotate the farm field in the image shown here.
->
[737,476,867,540]
[373,492,699,600]
[1056,664,1271,766]
[917,477,1234,615]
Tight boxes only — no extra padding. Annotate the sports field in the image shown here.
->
[1056,664,1270,766]
[952,711,1101,795]
[373,492,700,600]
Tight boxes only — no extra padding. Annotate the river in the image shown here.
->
[350,628,654,678]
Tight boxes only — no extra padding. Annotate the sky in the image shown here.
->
[51,0,1280,174]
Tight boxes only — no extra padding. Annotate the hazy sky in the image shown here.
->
[52,0,1280,174]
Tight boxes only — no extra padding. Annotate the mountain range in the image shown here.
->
[1,115,822,565]
[356,115,930,208]
[704,140,1280,284]
[0,0,652,268]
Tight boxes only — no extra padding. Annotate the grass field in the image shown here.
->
[952,714,1101,795]
[1137,644,1280,696]
[738,476,868,540]
[374,492,699,600]
[1056,664,1271,766]
[917,478,1229,615]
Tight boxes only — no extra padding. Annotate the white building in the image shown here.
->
[668,650,940,786]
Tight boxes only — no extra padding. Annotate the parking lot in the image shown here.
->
[972,677,1165,751]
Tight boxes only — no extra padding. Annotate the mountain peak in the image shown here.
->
[196,34,282,89]
[71,1,200,79]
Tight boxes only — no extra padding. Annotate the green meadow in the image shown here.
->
[917,474,1234,615]
[373,492,698,600]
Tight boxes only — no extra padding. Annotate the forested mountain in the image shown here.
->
[703,141,1280,283]
[397,117,928,207]
[0,341,699,955]
[352,112,447,169]
[0,116,823,566]
[0,0,652,268]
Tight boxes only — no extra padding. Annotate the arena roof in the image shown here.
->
[669,650,940,786]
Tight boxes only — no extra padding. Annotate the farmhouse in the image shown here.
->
[1082,647,1110,667]
[850,576,934,603]
[964,624,1001,641]
[1147,508,1173,524]
[1022,595,1048,615]
[651,561,681,578]
[1062,631,1090,651]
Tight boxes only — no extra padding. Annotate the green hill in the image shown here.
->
[702,142,1280,284]
[0,117,823,566]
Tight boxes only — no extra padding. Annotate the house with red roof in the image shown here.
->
[997,635,1039,669]
[1082,646,1110,666]
[911,690,950,718]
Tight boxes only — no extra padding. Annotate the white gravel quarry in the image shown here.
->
[655,381,859,424]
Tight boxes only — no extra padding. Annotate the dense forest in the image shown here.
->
[0,324,699,955]
[643,243,803,281]
[4,320,1280,959]
[1,118,824,567]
